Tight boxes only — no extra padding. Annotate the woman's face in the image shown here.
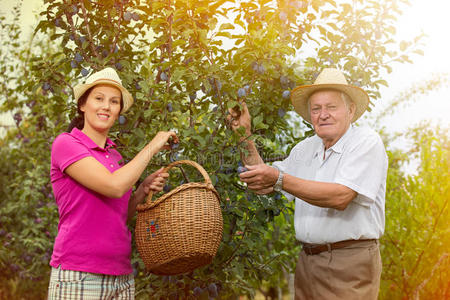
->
[80,84,122,133]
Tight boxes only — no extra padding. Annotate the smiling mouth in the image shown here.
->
[97,113,110,120]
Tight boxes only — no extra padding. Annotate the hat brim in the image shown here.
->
[290,84,369,124]
[73,79,133,113]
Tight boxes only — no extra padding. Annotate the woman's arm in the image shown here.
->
[65,131,177,198]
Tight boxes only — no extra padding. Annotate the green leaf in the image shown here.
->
[219,23,235,31]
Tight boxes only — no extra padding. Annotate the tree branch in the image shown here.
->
[79,1,99,59]
[413,253,449,300]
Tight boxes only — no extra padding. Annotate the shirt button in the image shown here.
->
[105,155,109,158]
[110,164,114,168]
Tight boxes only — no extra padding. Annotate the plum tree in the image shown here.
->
[0,0,424,298]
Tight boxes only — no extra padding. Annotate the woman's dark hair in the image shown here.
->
[67,86,124,132]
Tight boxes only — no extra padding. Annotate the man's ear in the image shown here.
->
[349,102,356,119]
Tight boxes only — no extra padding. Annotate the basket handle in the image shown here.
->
[143,160,214,207]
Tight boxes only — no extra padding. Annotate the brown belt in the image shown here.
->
[302,239,376,255]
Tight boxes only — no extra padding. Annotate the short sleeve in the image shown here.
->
[51,133,92,173]
[334,131,388,206]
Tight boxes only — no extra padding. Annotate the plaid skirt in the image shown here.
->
[47,266,135,300]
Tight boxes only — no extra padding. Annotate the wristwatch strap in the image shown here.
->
[273,168,284,192]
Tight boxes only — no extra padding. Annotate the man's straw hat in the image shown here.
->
[73,67,133,113]
[290,68,369,123]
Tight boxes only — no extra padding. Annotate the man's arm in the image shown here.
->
[240,137,264,166]
[231,102,358,208]
[228,102,264,166]
[240,164,357,209]
[282,174,357,210]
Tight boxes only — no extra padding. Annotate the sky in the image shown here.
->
[1,0,449,144]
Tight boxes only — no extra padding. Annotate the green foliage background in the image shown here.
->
[0,0,448,299]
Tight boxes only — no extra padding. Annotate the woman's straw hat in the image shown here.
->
[290,68,369,123]
[73,67,133,113]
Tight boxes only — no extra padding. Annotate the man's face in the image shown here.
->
[309,90,355,149]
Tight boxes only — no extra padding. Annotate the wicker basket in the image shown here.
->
[135,160,223,275]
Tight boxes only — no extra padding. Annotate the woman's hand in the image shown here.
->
[128,168,169,220]
[139,168,169,195]
[147,131,179,154]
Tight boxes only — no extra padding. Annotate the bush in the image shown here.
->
[380,125,450,299]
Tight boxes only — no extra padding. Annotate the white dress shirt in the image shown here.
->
[273,126,388,244]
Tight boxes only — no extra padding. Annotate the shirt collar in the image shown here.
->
[313,125,354,157]
[327,125,353,154]
[70,127,116,150]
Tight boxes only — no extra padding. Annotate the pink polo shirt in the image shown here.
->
[50,128,132,275]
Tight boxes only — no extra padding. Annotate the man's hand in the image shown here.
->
[239,164,279,191]
[228,101,265,166]
[227,101,252,136]
[253,187,275,195]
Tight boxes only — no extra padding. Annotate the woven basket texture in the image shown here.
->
[135,160,223,275]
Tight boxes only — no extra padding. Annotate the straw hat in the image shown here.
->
[73,67,133,113]
[290,68,369,123]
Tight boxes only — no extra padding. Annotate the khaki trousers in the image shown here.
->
[295,239,381,300]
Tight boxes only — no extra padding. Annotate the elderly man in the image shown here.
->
[229,68,388,299]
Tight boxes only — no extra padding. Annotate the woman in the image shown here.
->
[47,67,178,299]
